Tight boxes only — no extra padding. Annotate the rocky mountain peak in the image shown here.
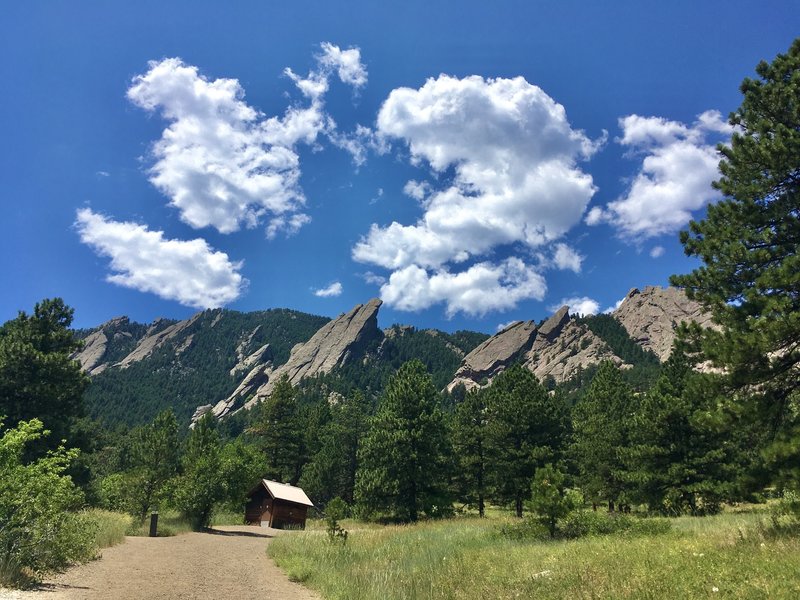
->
[524,317,624,383]
[251,298,382,400]
[72,316,137,375]
[448,306,625,391]
[200,299,384,421]
[613,285,714,361]
[538,305,570,339]
[447,320,538,392]
[117,313,201,368]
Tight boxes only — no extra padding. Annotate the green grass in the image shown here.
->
[125,508,246,536]
[81,509,132,549]
[269,511,800,599]
[211,509,246,526]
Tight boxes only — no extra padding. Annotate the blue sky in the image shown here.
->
[1,1,797,332]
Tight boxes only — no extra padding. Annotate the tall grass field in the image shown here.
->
[269,511,800,599]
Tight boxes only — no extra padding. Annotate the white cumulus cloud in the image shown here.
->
[587,110,732,241]
[361,271,387,286]
[314,281,343,297]
[650,245,665,258]
[549,296,600,317]
[379,258,547,318]
[552,243,583,273]
[75,208,246,308]
[318,42,368,89]
[353,74,600,315]
[128,44,367,237]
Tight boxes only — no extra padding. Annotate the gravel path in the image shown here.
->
[0,526,319,600]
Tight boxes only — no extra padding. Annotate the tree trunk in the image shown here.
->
[515,495,523,518]
[608,500,615,513]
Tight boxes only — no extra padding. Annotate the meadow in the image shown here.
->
[269,509,800,599]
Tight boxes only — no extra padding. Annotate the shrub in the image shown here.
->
[498,517,548,540]
[500,509,671,541]
[325,497,349,543]
[0,419,97,586]
[98,472,135,514]
[765,489,800,536]
[561,510,671,539]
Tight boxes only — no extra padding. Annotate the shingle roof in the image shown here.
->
[262,479,314,507]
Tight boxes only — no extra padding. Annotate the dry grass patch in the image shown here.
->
[269,512,800,599]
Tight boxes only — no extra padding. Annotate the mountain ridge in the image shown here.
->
[72,285,712,426]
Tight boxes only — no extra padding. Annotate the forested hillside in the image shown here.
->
[82,309,330,426]
[78,308,490,428]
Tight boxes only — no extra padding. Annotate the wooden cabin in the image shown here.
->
[245,479,314,529]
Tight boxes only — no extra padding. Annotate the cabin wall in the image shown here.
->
[270,500,308,529]
[245,488,270,525]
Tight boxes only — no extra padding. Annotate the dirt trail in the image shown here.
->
[1,526,318,600]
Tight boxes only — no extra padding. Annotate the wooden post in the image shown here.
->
[149,511,159,537]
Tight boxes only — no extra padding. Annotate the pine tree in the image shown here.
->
[451,389,489,517]
[301,390,371,507]
[128,409,179,521]
[0,299,89,455]
[355,360,451,522]
[571,361,637,511]
[624,348,745,514]
[249,375,303,484]
[484,365,568,517]
[670,38,800,486]
[530,463,577,538]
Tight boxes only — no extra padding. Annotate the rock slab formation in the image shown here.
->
[197,299,384,421]
[447,320,537,392]
[447,306,624,391]
[117,313,202,368]
[72,316,134,375]
[248,298,383,406]
[525,316,623,383]
[613,286,715,361]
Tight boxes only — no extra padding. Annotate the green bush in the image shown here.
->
[561,510,671,539]
[498,517,549,540]
[98,472,135,514]
[766,489,800,535]
[500,510,671,541]
[529,464,580,538]
[0,419,97,587]
[325,497,349,543]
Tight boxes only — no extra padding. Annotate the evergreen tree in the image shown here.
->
[624,349,745,515]
[249,375,303,484]
[0,299,89,455]
[355,360,451,522]
[571,361,637,511]
[300,390,371,507]
[174,414,225,530]
[530,463,578,538]
[670,38,800,486]
[128,409,179,521]
[451,389,489,517]
[484,365,568,517]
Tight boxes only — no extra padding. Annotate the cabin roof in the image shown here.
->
[256,479,314,507]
